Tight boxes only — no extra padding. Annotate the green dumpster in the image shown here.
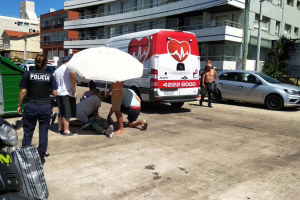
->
[0,56,24,117]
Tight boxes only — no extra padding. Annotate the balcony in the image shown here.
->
[41,26,53,31]
[65,0,244,30]
[41,41,65,46]
[54,23,64,29]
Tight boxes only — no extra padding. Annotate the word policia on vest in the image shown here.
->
[30,73,50,82]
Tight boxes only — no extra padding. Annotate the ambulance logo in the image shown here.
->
[128,37,150,63]
[167,39,190,63]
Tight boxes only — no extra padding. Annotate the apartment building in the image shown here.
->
[0,1,40,58]
[40,9,79,60]
[63,0,300,71]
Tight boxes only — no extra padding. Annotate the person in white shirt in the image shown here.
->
[53,56,77,136]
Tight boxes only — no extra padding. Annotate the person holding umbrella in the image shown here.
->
[105,81,125,135]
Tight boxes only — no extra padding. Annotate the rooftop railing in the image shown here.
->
[67,0,183,21]
[200,56,240,62]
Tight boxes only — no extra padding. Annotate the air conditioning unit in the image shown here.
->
[29,29,33,33]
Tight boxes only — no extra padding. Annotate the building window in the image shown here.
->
[41,32,52,46]
[135,24,142,32]
[121,26,129,34]
[284,24,291,34]
[297,1,300,10]
[277,0,282,7]
[287,0,294,6]
[109,4,116,15]
[54,30,67,44]
[54,14,67,28]
[136,0,144,10]
[254,14,270,33]
[17,22,23,26]
[24,23,29,27]
[41,17,52,30]
[151,21,159,29]
[294,27,299,37]
[122,1,130,13]
[109,27,115,38]
[275,21,280,36]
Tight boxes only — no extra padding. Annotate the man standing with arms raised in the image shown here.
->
[200,60,218,108]
[53,56,77,136]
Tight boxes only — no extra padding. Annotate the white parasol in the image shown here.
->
[66,47,143,82]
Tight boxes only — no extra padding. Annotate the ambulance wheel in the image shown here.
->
[171,102,184,108]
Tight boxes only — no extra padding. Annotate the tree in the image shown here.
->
[263,36,296,79]
[10,56,23,63]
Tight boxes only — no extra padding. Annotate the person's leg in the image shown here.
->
[114,111,124,134]
[22,103,38,147]
[58,117,63,132]
[37,104,52,165]
[107,107,114,123]
[208,88,212,107]
[61,96,76,135]
[56,96,64,132]
[200,85,207,106]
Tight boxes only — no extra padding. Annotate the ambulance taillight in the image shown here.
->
[150,69,158,88]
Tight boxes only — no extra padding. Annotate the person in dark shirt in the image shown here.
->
[17,54,58,165]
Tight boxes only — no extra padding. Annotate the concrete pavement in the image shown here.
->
[6,85,300,200]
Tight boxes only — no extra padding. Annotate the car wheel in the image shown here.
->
[266,95,283,110]
[212,91,222,103]
[171,102,184,108]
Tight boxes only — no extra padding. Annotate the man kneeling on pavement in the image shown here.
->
[70,89,113,137]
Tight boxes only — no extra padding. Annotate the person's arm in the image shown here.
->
[50,74,58,97]
[17,89,27,115]
[202,73,206,88]
[93,106,100,117]
[104,84,113,98]
[214,70,218,82]
[69,72,76,96]
[135,95,141,105]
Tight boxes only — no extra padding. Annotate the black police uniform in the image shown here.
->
[19,69,58,159]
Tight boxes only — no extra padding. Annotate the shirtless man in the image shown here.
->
[105,81,125,135]
[200,60,218,108]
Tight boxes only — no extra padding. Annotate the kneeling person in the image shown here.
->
[121,89,147,130]
[70,91,113,137]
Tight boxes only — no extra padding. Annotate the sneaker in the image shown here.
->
[106,125,114,139]
[61,132,77,136]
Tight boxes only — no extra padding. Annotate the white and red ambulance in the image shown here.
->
[96,29,200,108]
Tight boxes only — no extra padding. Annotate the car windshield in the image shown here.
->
[255,73,280,83]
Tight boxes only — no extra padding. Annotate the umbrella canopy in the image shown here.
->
[66,47,143,82]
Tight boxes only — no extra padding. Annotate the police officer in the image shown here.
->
[17,54,58,165]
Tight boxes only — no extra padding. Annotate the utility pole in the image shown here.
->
[255,0,264,71]
[242,0,250,70]
[24,34,27,61]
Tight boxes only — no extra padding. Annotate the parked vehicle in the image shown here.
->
[0,118,32,200]
[93,29,200,108]
[76,72,90,84]
[212,70,300,110]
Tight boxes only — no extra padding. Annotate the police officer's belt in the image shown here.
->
[26,99,51,104]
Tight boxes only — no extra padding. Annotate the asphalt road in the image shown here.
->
[5,85,300,200]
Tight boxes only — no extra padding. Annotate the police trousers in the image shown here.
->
[22,102,52,157]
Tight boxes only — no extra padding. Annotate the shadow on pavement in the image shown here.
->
[141,102,191,114]
[209,100,300,112]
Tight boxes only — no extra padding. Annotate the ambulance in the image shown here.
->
[96,29,200,108]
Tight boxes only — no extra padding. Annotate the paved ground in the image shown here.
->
[5,85,300,200]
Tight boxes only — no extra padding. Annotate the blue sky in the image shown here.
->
[0,0,64,18]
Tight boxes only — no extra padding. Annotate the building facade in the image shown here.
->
[0,1,40,57]
[1,30,41,59]
[40,9,79,60]
[63,0,300,71]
